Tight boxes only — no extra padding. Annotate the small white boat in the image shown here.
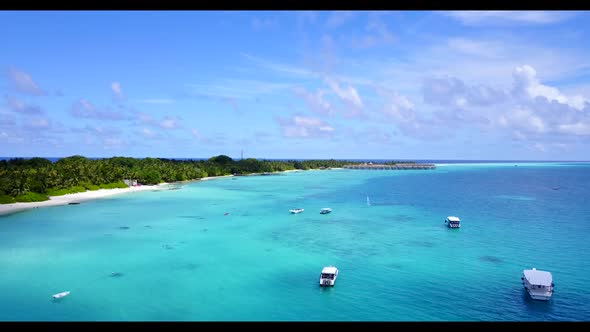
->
[52,291,70,299]
[444,216,461,228]
[319,266,339,287]
[320,208,332,214]
[290,208,304,214]
[522,268,554,301]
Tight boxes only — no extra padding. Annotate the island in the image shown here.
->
[0,155,434,215]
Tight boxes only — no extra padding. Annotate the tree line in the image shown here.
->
[0,155,367,203]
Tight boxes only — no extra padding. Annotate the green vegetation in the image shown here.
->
[99,182,129,189]
[46,186,87,196]
[0,155,399,204]
[15,192,49,202]
[0,195,16,204]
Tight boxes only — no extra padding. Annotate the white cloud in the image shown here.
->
[512,130,527,141]
[160,116,181,129]
[294,87,333,115]
[345,14,395,49]
[444,11,575,26]
[70,99,126,121]
[325,77,363,109]
[319,126,335,132]
[497,106,551,138]
[278,115,335,138]
[111,82,124,101]
[190,128,215,144]
[191,128,204,139]
[133,112,183,131]
[377,87,415,122]
[369,35,590,93]
[7,67,46,96]
[141,128,157,139]
[558,122,590,136]
[5,95,44,115]
[512,65,587,110]
[497,107,545,134]
[294,116,322,127]
[422,76,507,108]
[415,63,590,144]
[373,86,447,140]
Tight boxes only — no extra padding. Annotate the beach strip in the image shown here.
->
[0,168,311,216]
[0,184,168,216]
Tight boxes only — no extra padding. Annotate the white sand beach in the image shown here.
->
[0,168,326,216]
[0,184,169,216]
[200,174,235,181]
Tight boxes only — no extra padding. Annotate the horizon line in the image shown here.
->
[1,156,589,163]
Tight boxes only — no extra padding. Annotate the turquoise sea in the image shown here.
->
[1,162,590,321]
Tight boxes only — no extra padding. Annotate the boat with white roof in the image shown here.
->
[444,216,461,228]
[319,266,339,287]
[521,268,554,301]
[290,208,304,214]
[320,208,332,214]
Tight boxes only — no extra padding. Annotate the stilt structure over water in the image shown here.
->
[343,163,436,170]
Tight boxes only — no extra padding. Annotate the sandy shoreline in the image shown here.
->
[0,184,169,216]
[0,168,318,216]
[199,174,235,181]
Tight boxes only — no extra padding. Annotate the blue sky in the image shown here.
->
[1,11,590,160]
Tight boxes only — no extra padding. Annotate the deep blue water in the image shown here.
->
[0,163,589,321]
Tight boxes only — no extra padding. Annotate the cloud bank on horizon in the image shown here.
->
[1,11,589,160]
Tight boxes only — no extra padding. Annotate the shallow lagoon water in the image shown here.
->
[1,163,589,321]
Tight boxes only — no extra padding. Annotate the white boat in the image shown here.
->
[320,208,332,214]
[522,268,554,301]
[366,195,371,206]
[444,216,461,228]
[290,208,304,214]
[319,266,339,287]
[52,291,70,299]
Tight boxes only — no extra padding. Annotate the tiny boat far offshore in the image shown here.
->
[444,216,461,228]
[52,291,70,299]
[320,208,332,214]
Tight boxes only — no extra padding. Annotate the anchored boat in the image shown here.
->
[319,266,339,287]
[52,291,70,299]
[320,208,332,214]
[522,268,554,301]
[444,216,461,228]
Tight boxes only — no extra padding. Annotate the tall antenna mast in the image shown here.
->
[241,149,243,160]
